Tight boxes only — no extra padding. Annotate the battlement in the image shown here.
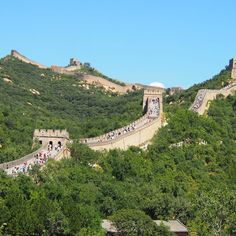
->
[34,129,69,139]
[143,88,164,96]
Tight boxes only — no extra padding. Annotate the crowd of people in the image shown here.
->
[105,122,137,141]
[147,98,160,118]
[221,82,236,91]
[6,142,63,176]
[192,82,236,112]
[191,89,207,111]
[83,97,161,144]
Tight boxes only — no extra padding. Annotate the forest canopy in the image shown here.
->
[0,56,236,235]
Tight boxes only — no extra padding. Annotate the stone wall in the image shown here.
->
[82,74,138,94]
[0,129,70,171]
[0,145,70,171]
[33,129,69,146]
[190,82,236,115]
[11,50,81,74]
[82,88,164,150]
[85,115,163,151]
[51,65,75,75]
[51,65,81,74]
[11,50,47,69]
[0,145,47,170]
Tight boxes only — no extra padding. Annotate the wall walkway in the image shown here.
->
[190,82,236,115]
[0,88,163,174]
[81,114,163,151]
[0,142,70,174]
[11,50,47,69]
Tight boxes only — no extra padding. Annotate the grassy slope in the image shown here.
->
[78,64,126,86]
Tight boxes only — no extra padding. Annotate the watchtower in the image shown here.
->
[229,58,236,80]
[33,129,69,147]
[69,58,80,67]
[143,87,164,118]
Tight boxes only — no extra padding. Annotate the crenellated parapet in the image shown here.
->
[34,129,69,138]
[33,129,69,147]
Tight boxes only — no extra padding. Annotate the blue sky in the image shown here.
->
[1,0,235,88]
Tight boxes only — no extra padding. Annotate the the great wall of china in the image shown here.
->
[1,52,235,175]
[0,130,70,171]
[81,74,143,94]
[190,58,236,115]
[11,50,140,94]
[81,88,164,150]
[11,50,81,74]
[0,87,164,174]
[11,50,47,69]
[189,83,236,115]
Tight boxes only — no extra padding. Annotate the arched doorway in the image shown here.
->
[58,141,62,147]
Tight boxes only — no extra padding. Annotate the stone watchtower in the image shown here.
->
[70,58,80,67]
[143,87,164,118]
[33,129,69,147]
[229,58,236,80]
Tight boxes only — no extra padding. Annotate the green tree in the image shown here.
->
[110,209,173,236]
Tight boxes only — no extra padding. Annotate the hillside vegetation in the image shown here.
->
[0,56,142,162]
[1,91,236,235]
[78,64,126,86]
[0,57,236,236]
[165,68,232,112]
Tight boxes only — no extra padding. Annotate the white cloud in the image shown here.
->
[149,81,165,88]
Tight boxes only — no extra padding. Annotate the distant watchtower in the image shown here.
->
[143,87,164,118]
[69,58,80,67]
[229,58,236,80]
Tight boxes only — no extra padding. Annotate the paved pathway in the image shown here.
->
[190,82,236,114]
[3,146,64,176]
